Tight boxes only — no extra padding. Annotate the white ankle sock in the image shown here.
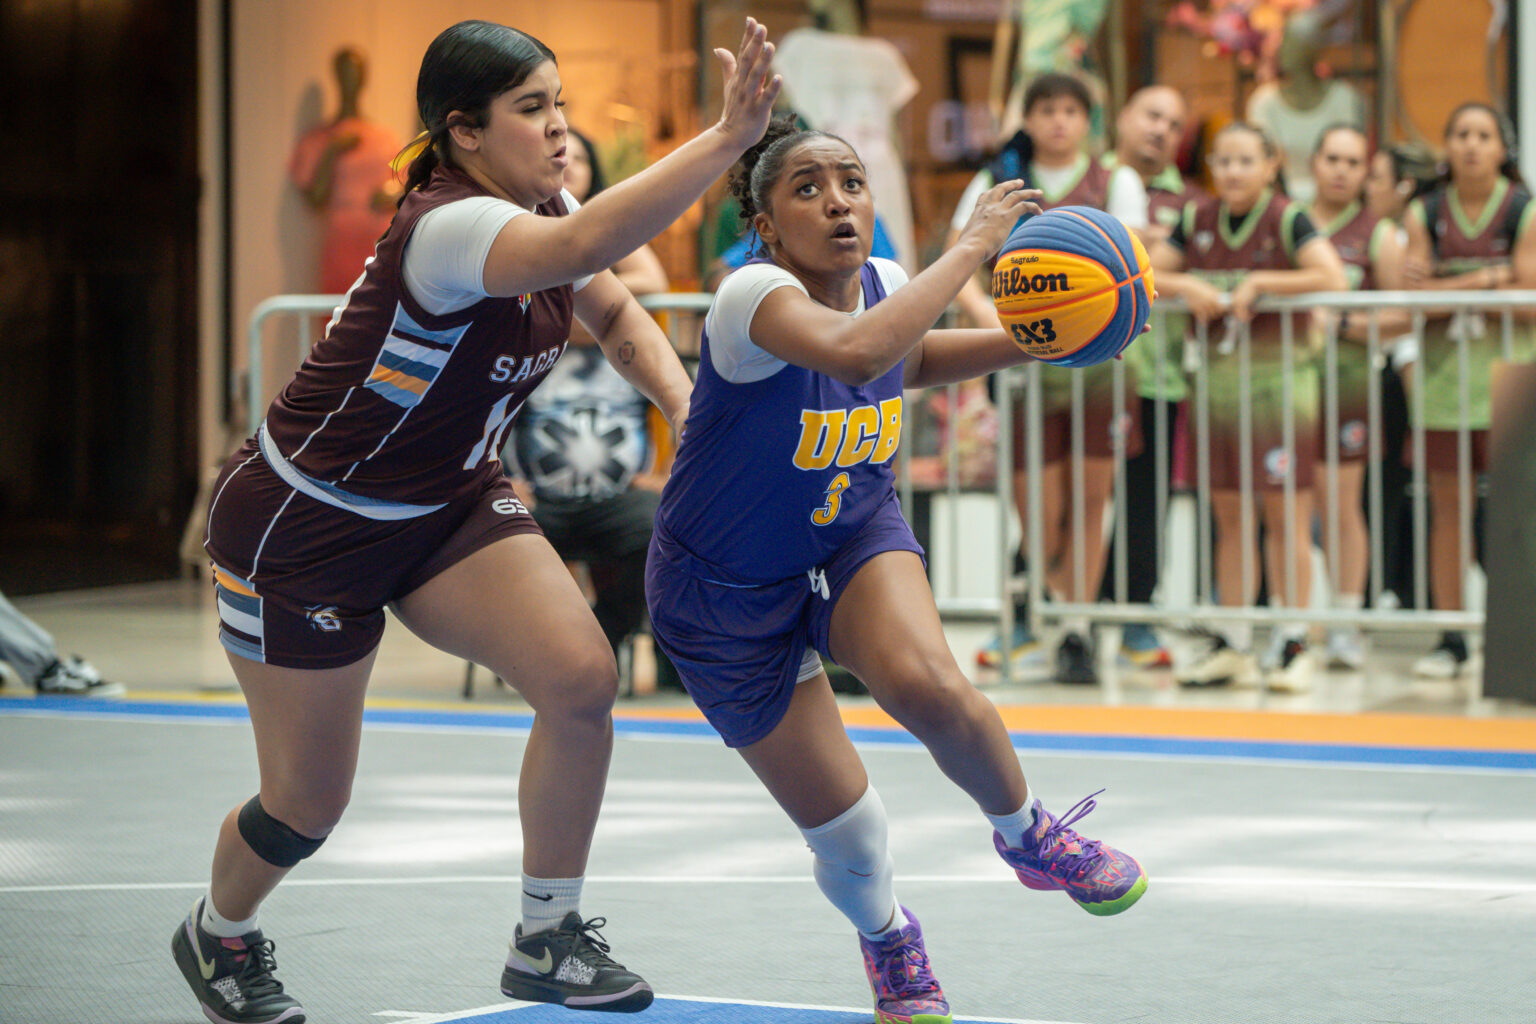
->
[199,893,257,938]
[521,874,583,937]
[1333,593,1363,611]
[984,787,1037,849]
[863,904,911,941]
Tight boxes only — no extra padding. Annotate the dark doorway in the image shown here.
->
[0,0,201,595]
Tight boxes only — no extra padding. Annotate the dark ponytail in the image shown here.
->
[396,20,556,208]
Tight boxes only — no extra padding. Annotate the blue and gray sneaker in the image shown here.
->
[1118,624,1171,669]
[976,621,1050,678]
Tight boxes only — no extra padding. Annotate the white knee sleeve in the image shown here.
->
[800,786,899,935]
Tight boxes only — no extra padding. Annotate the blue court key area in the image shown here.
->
[451,997,1049,1024]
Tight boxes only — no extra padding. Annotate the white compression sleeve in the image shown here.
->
[800,786,905,937]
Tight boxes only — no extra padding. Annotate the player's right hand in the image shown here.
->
[960,180,1042,258]
[714,18,782,151]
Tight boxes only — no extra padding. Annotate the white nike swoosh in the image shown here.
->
[513,947,554,974]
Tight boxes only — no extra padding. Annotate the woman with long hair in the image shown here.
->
[171,19,778,1023]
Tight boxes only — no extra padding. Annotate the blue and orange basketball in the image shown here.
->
[991,206,1154,367]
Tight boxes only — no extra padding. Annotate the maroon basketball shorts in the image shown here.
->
[204,441,540,669]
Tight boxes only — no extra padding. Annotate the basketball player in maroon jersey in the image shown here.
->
[171,19,780,1024]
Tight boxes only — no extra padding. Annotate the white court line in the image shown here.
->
[4,873,1534,896]
[376,992,1089,1024]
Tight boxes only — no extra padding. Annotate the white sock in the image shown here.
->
[985,787,1038,849]
[1333,593,1363,611]
[521,874,583,937]
[801,786,903,939]
[199,892,257,939]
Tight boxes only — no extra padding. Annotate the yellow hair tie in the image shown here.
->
[391,130,432,176]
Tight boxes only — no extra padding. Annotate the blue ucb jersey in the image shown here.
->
[655,260,904,584]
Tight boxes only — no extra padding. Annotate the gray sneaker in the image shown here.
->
[34,657,125,698]
[501,913,653,1012]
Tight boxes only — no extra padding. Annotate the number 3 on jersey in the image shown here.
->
[812,472,850,526]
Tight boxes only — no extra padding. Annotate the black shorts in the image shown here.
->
[204,441,541,669]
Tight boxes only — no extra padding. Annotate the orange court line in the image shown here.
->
[612,703,1536,753]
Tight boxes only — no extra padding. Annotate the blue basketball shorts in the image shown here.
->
[645,496,924,748]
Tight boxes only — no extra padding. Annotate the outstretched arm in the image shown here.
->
[482,20,781,298]
[749,182,1041,385]
[903,329,1029,388]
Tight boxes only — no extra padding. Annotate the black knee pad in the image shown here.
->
[237,795,326,868]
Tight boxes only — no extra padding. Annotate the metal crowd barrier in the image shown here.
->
[245,292,719,437]
[988,290,1536,685]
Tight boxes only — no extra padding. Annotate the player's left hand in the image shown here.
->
[715,18,781,151]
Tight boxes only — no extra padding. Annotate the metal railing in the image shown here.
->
[988,290,1536,684]
[244,292,720,436]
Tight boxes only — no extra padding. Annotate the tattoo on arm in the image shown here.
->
[618,340,635,364]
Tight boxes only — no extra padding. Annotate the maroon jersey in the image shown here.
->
[1177,190,1311,344]
[1036,156,1112,211]
[1316,202,1384,290]
[1416,177,1532,276]
[263,166,572,511]
[1145,164,1202,236]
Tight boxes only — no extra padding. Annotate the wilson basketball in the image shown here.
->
[991,206,1154,367]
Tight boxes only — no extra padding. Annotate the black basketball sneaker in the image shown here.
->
[171,900,305,1024]
[500,912,653,1012]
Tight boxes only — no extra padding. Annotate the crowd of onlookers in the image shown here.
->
[937,72,1529,696]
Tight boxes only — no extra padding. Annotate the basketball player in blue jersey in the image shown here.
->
[646,117,1148,1024]
[171,19,780,1024]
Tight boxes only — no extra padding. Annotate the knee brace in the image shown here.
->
[237,795,326,868]
[800,786,898,935]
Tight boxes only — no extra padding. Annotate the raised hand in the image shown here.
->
[714,18,782,151]
[958,181,1043,259]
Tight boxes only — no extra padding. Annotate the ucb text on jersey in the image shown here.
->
[791,397,903,471]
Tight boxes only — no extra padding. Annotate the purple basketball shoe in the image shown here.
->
[858,907,951,1024]
[993,790,1147,916]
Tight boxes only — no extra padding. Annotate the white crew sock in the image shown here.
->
[521,874,583,937]
[985,785,1038,849]
[1333,593,1363,611]
[801,786,905,939]
[199,892,258,938]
